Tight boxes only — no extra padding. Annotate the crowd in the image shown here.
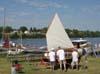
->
[45,46,88,71]
[11,46,88,74]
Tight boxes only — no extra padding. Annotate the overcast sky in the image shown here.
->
[0,0,100,31]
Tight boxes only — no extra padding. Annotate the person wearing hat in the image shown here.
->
[48,48,56,70]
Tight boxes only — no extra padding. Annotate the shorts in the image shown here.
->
[50,61,55,66]
[71,61,78,66]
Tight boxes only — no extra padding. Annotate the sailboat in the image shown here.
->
[46,13,74,51]
[0,8,9,49]
[0,8,24,54]
[40,13,74,66]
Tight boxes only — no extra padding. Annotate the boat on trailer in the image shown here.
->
[40,13,74,67]
[40,13,94,67]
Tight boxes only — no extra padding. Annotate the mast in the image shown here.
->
[1,8,6,44]
[1,8,10,48]
[20,31,23,47]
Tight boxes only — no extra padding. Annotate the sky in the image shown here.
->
[0,0,100,31]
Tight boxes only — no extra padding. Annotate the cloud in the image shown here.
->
[0,7,4,11]
[6,17,15,23]
[29,2,68,9]
[0,11,33,25]
[7,11,31,18]
[18,12,31,16]
[93,5,100,12]
[81,5,100,15]
[15,0,28,3]
[14,0,68,9]
[20,0,28,3]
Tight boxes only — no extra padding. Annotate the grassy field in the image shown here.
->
[0,55,100,74]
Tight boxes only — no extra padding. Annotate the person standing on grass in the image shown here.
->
[71,49,79,70]
[48,48,56,70]
[56,47,66,71]
[82,47,88,69]
[11,64,16,74]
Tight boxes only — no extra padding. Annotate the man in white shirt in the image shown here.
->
[56,47,66,71]
[48,48,56,70]
[71,49,79,70]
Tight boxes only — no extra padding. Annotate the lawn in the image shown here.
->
[0,55,100,74]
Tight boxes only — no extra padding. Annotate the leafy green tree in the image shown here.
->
[0,27,3,33]
[41,27,47,33]
[10,32,19,39]
[4,26,13,33]
[29,27,33,32]
[33,27,37,32]
[19,26,28,32]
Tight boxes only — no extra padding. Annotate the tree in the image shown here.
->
[33,27,37,32]
[19,26,28,32]
[41,27,47,33]
[0,27,3,33]
[29,27,33,32]
[4,26,13,33]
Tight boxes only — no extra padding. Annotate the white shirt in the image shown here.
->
[11,66,16,74]
[12,43,16,47]
[48,51,55,62]
[57,49,65,61]
[72,51,78,62]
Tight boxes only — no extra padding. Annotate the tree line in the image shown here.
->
[0,26,100,39]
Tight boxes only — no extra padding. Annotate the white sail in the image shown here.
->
[46,13,74,51]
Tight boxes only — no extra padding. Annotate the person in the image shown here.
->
[71,49,79,70]
[48,48,56,70]
[13,60,22,72]
[82,47,88,69]
[56,47,66,71]
[11,64,16,74]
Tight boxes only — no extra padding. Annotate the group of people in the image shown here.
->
[48,47,67,71]
[46,46,80,71]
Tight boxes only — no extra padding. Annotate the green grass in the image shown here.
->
[0,56,100,74]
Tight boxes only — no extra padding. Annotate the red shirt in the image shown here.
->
[15,64,22,71]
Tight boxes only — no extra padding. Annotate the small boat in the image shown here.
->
[72,38,92,48]
[72,38,92,55]
[46,13,92,54]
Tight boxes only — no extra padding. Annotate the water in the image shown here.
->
[9,37,100,47]
[72,38,100,46]
[11,38,47,47]
[1,37,100,56]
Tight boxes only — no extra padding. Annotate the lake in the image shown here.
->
[8,37,100,47]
